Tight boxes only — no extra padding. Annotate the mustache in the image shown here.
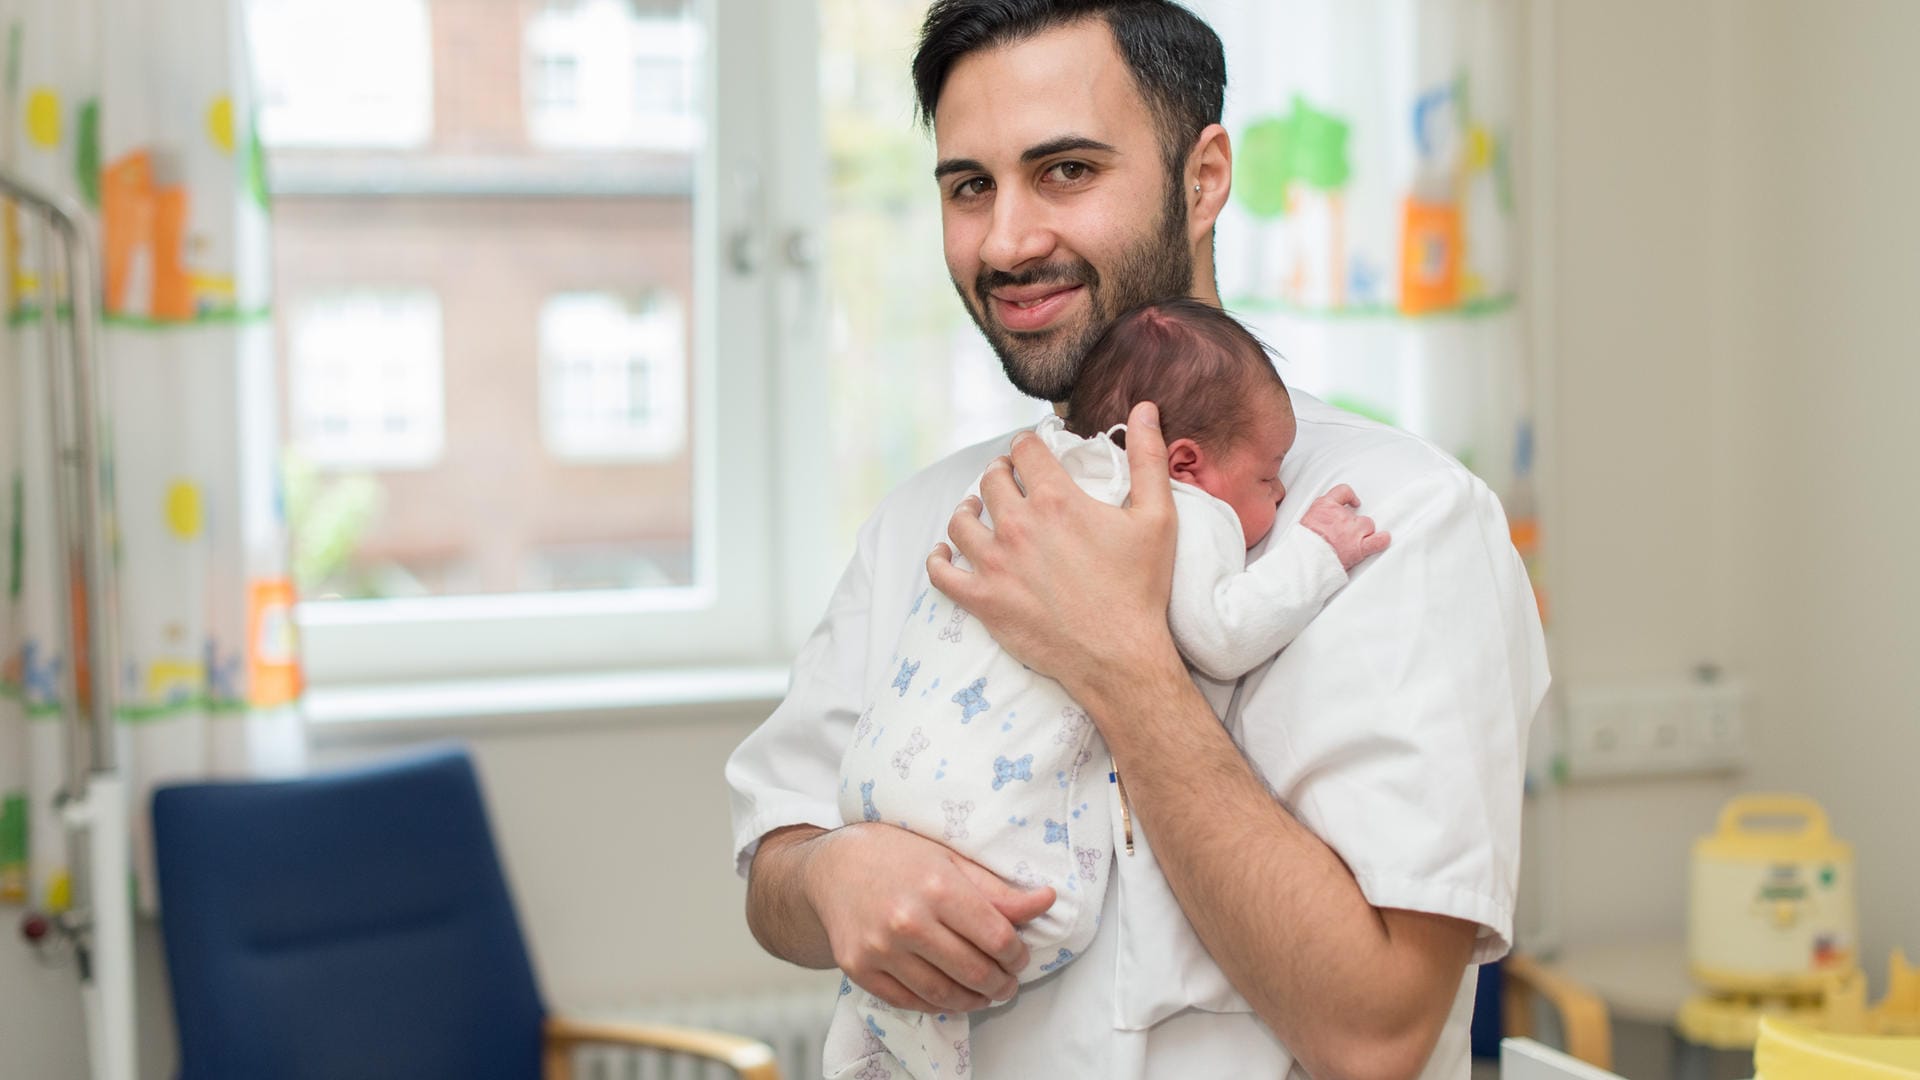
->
[973,260,1101,307]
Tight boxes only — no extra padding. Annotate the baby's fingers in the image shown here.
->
[1324,484,1359,508]
[1361,530,1391,558]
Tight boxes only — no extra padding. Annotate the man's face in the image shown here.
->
[932,21,1194,403]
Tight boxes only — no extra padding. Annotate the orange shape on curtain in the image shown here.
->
[102,150,194,320]
[245,578,303,709]
[1399,198,1461,315]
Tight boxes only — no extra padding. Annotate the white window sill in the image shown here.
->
[303,665,790,747]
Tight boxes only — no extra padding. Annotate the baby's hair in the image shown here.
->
[1064,298,1287,450]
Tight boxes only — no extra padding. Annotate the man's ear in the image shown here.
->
[1167,438,1204,484]
[1186,123,1233,242]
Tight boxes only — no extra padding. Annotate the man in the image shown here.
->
[725,2,1547,1077]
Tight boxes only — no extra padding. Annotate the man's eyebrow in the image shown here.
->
[931,136,1121,180]
[1020,135,1118,162]
[932,157,985,181]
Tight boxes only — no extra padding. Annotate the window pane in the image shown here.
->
[255,0,700,603]
[819,0,1043,553]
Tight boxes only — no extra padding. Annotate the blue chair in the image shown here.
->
[152,748,777,1080]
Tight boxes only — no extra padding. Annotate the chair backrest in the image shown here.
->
[153,749,546,1080]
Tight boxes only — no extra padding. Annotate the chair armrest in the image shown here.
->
[1503,953,1615,1071]
[543,1016,781,1080]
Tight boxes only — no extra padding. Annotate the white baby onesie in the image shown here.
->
[825,416,1349,1080]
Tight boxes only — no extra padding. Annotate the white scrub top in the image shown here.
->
[726,389,1549,1080]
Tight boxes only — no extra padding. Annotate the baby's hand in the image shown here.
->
[1300,484,1390,572]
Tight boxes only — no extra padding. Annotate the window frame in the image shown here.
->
[291,0,830,692]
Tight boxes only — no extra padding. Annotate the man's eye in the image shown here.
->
[953,176,991,199]
[1049,161,1089,182]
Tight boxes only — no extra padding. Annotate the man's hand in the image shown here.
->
[796,823,1054,1013]
[929,400,1181,701]
[1300,484,1391,572]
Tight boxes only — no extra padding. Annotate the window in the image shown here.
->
[532,55,579,110]
[255,0,822,688]
[538,292,686,464]
[819,0,1044,552]
[523,0,700,151]
[246,0,433,148]
[288,291,445,470]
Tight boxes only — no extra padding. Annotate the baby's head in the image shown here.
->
[1065,299,1295,549]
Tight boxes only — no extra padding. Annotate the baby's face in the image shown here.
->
[1192,391,1297,549]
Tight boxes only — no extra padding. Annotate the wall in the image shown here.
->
[1711,0,1920,986]
[1534,0,1747,951]
[1542,0,1919,979]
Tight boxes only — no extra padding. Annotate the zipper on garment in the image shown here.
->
[1111,767,1135,855]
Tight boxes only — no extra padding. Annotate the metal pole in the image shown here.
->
[1,169,134,1080]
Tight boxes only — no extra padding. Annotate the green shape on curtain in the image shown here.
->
[76,99,101,207]
[1237,115,1295,220]
[1324,395,1399,429]
[0,793,25,868]
[244,116,271,211]
[1286,95,1351,191]
[5,22,20,96]
[1223,293,1517,321]
[8,471,21,599]
[116,696,251,724]
[1234,95,1352,220]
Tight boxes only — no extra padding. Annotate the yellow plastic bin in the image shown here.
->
[1755,1018,1920,1078]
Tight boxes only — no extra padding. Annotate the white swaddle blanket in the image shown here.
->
[826,416,1349,1080]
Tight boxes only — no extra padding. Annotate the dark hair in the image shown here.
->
[912,0,1226,179]
[1064,299,1286,451]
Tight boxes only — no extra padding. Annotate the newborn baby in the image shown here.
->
[827,299,1389,1080]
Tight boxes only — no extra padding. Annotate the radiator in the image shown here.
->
[565,982,841,1080]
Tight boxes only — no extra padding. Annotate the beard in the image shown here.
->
[955,178,1194,403]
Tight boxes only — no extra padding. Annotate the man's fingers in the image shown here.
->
[948,857,1040,973]
[1124,401,1174,514]
[893,952,992,1013]
[995,882,1057,928]
[927,543,973,605]
[1008,430,1072,502]
[946,499,995,565]
[916,922,1019,1002]
[861,971,946,1014]
[978,457,1022,521]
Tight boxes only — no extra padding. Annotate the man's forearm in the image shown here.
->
[1080,656,1469,1080]
[744,825,838,970]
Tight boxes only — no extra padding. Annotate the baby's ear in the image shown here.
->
[1166,438,1203,483]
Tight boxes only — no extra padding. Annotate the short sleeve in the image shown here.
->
[1231,463,1548,964]
[724,518,877,877]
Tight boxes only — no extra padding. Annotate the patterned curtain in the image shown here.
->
[0,0,302,914]
[1197,0,1546,618]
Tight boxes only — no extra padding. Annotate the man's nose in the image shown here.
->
[980,186,1055,271]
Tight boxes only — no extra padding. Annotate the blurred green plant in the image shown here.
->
[281,450,383,599]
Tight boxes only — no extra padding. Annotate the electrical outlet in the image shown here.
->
[1561,680,1747,782]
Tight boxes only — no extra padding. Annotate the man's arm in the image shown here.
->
[1082,646,1475,1080]
[744,820,1056,1016]
[930,401,1475,1080]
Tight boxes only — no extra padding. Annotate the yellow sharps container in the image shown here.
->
[1690,794,1858,994]
[1754,1018,1920,1078]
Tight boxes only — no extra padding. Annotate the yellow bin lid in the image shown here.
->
[1695,794,1853,863]
[1756,1018,1920,1079]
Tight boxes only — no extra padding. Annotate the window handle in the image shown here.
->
[727,162,764,276]
[728,228,764,275]
[782,228,820,271]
